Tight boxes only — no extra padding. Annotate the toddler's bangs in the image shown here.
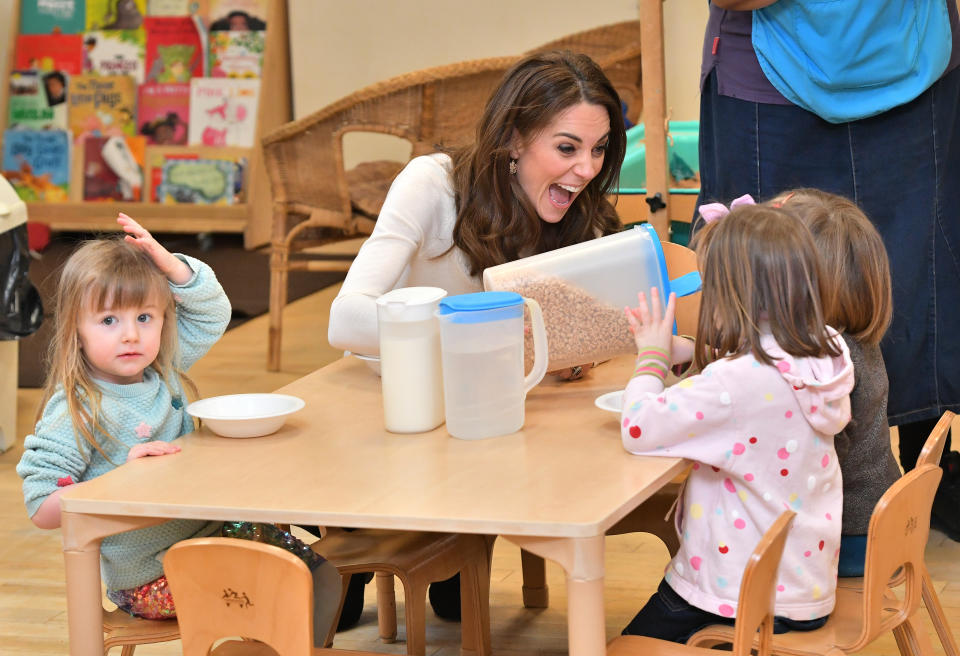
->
[83,254,169,312]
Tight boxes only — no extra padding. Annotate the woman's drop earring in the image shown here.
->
[509,159,518,175]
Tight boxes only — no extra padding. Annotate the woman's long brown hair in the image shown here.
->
[451,50,627,276]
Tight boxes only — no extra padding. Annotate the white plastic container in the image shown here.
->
[376,287,447,433]
[435,291,547,440]
[482,224,701,371]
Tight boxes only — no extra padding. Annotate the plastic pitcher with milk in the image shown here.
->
[376,287,447,433]
[435,291,548,440]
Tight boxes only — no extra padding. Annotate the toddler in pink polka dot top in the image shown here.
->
[619,203,855,642]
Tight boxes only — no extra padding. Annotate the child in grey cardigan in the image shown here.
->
[773,189,901,576]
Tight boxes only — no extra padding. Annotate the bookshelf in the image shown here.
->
[1,0,292,248]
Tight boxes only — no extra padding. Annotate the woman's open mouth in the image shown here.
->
[548,183,582,208]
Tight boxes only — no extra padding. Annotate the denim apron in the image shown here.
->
[695,64,960,425]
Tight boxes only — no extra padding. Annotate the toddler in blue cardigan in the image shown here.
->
[17,215,340,638]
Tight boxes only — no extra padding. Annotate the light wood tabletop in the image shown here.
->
[59,354,686,656]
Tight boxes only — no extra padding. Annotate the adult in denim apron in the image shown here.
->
[696,1,960,540]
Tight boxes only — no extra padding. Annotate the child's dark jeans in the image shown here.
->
[622,579,828,644]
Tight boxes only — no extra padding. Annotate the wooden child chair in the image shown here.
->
[310,528,492,656]
[686,462,955,656]
[164,537,381,656]
[102,605,179,655]
[607,509,796,656]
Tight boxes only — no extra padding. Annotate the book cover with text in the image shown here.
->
[68,74,137,143]
[83,134,145,200]
[7,70,69,130]
[20,0,86,34]
[82,29,145,83]
[138,82,190,144]
[144,16,204,82]
[188,77,259,147]
[85,0,146,30]
[15,34,84,74]
[1,129,71,202]
[208,30,263,78]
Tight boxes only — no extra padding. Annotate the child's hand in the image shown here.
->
[624,287,676,356]
[118,213,192,285]
[127,440,181,462]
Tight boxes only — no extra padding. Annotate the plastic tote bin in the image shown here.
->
[482,224,701,372]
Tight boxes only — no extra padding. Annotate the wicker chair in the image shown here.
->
[263,22,642,371]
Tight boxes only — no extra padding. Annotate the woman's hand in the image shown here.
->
[625,287,676,356]
[127,440,181,462]
[118,213,193,285]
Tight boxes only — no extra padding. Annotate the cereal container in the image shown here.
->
[482,224,701,372]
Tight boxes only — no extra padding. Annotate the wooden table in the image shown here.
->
[59,354,686,656]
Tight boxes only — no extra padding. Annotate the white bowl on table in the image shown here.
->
[186,393,305,438]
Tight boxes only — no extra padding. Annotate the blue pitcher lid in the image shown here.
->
[437,291,523,314]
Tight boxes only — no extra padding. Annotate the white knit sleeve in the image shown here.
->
[328,155,454,355]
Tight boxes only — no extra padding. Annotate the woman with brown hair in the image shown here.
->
[329,50,626,370]
[326,49,627,623]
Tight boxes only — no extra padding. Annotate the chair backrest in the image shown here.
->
[164,537,315,656]
[916,411,955,468]
[660,241,699,337]
[844,464,944,651]
[731,510,796,656]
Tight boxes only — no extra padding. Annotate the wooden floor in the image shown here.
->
[4,270,960,655]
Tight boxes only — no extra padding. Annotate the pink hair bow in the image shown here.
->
[698,193,756,224]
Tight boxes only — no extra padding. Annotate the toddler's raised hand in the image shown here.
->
[624,287,676,357]
[127,440,181,462]
[117,213,192,285]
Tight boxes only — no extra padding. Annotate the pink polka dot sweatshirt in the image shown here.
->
[621,331,854,621]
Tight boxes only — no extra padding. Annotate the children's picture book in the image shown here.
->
[144,16,204,83]
[82,30,145,83]
[7,70,69,130]
[1,129,71,202]
[85,0,146,30]
[68,74,137,143]
[138,83,189,144]
[209,30,264,78]
[158,157,236,204]
[188,77,260,147]
[20,0,86,34]
[204,0,267,30]
[83,135,146,200]
[15,34,84,75]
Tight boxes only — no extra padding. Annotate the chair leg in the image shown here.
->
[402,580,429,656]
[893,614,939,656]
[376,571,398,643]
[267,247,289,372]
[119,646,135,656]
[458,544,492,656]
[921,568,960,656]
[520,549,549,608]
[323,572,351,648]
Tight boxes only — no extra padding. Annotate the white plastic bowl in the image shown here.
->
[186,393,305,438]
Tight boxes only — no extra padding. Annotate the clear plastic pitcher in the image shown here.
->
[435,291,548,440]
[376,287,447,433]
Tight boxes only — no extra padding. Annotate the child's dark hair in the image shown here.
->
[771,188,892,345]
[691,204,841,370]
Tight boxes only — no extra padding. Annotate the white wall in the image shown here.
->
[287,0,708,166]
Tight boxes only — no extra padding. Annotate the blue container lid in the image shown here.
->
[437,291,525,324]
